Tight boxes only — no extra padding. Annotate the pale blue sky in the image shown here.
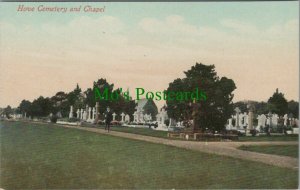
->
[0,2,298,108]
[1,2,298,28]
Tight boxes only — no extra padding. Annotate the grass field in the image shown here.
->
[239,135,298,142]
[238,145,299,158]
[0,121,298,189]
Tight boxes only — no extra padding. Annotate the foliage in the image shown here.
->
[18,100,32,116]
[166,63,236,132]
[267,88,288,116]
[288,100,299,118]
[84,78,136,116]
[50,115,58,123]
[3,106,13,118]
[143,99,158,119]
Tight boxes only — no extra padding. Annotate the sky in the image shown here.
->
[0,2,299,109]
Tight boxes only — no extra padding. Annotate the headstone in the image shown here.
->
[267,112,272,126]
[92,107,95,120]
[82,111,86,120]
[283,114,288,126]
[69,106,74,118]
[112,112,116,121]
[77,109,80,119]
[243,112,248,127]
[88,107,92,121]
[260,114,266,127]
[234,107,241,128]
[248,111,253,130]
[247,103,255,132]
[125,114,130,123]
[85,105,88,120]
[257,115,262,127]
[272,114,279,127]
[121,112,125,122]
[80,109,84,120]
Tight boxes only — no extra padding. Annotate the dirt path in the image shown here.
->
[62,125,298,170]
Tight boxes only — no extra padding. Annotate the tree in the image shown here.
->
[3,105,13,118]
[67,84,83,114]
[30,96,54,117]
[51,92,69,117]
[232,101,248,113]
[166,63,236,132]
[267,88,288,116]
[18,100,32,116]
[143,99,158,118]
[255,101,269,115]
[288,100,299,118]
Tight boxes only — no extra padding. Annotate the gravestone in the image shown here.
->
[283,114,288,126]
[69,106,73,118]
[247,103,255,134]
[92,107,95,120]
[85,105,89,120]
[125,114,130,123]
[234,107,241,128]
[121,112,125,122]
[80,109,84,120]
[260,114,266,127]
[77,109,80,119]
[272,114,279,127]
[88,107,92,121]
[112,112,116,121]
[83,111,86,121]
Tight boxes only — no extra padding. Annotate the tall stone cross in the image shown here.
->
[234,107,241,128]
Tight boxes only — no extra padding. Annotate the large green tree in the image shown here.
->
[166,63,236,132]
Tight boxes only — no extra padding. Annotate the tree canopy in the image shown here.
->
[166,63,236,132]
[267,88,288,116]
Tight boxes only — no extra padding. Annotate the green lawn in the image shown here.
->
[238,145,299,158]
[0,121,298,189]
[239,135,298,142]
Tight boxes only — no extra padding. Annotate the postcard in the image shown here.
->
[0,1,299,189]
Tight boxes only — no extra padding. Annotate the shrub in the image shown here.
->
[50,115,58,123]
[250,129,257,136]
